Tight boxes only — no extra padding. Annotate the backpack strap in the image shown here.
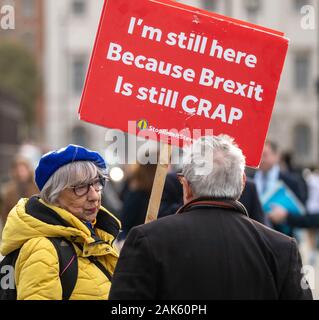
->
[72,242,112,282]
[48,237,78,300]
[88,256,112,282]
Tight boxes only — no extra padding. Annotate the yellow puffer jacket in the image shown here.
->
[0,197,121,300]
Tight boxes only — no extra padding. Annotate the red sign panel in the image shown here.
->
[79,0,288,167]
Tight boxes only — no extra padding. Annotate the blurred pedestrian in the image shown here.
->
[280,151,308,205]
[118,163,157,242]
[255,141,305,235]
[109,135,312,300]
[0,145,120,300]
[270,167,319,265]
[304,168,319,265]
[305,168,319,216]
[0,156,39,227]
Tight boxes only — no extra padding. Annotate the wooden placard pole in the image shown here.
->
[145,143,172,224]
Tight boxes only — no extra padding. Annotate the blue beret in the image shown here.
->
[35,145,107,191]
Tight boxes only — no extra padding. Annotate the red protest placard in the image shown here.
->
[78,0,288,167]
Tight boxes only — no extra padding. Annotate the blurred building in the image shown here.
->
[44,0,107,154]
[0,0,45,140]
[182,0,319,167]
[0,90,23,181]
[43,0,318,166]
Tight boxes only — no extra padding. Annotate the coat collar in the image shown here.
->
[24,196,120,251]
[176,197,249,217]
[25,196,119,236]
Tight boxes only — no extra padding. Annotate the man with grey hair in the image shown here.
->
[110,135,312,300]
[181,135,245,201]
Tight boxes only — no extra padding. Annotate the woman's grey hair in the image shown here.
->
[182,135,246,200]
[40,161,108,205]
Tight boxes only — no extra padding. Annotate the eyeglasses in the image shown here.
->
[70,177,106,197]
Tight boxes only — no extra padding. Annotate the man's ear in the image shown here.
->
[182,177,194,204]
[242,172,247,191]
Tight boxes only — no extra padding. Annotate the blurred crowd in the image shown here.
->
[1,140,319,259]
[0,138,318,300]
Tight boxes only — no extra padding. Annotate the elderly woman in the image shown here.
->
[0,145,121,300]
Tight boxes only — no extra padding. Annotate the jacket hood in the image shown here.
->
[0,197,121,257]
